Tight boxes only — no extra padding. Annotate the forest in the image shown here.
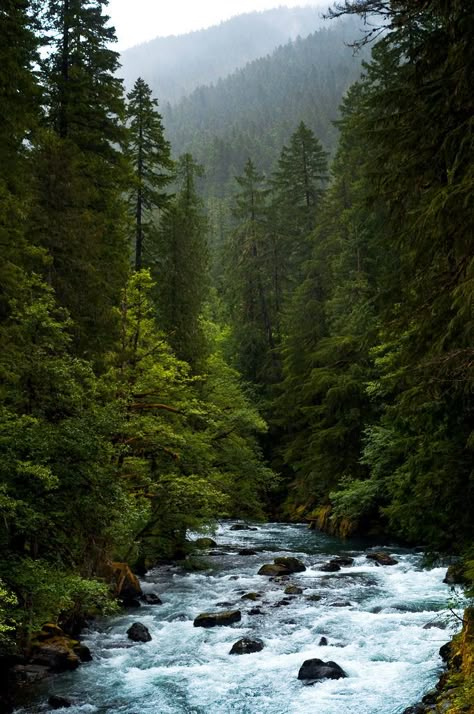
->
[0,0,473,711]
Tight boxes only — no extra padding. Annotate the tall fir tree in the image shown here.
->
[154,154,209,369]
[126,77,174,270]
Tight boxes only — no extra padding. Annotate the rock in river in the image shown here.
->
[258,563,289,576]
[297,658,347,684]
[366,552,398,566]
[274,557,306,573]
[229,638,264,655]
[141,593,163,605]
[127,623,152,642]
[193,610,241,627]
[284,585,303,595]
[194,537,217,548]
[319,561,341,572]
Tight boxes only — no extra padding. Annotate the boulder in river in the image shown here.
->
[238,548,258,556]
[330,601,352,607]
[194,537,217,548]
[127,623,152,642]
[73,644,92,662]
[319,561,341,572]
[319,636,328,646]
[241,592,260,601]
[104,561,143,604]
[230,524,252,531]
[48,695,72,709]
[141,593,163,605]
[258,563,289,576]
[284,585,303,595]
[274,557,306,573]
[248,607,263,616]
[297,658,347,684]
[331,556,354,566]
[30,628,81,672]
[193,610,241,627]
[366,552,398,566]
[229,638,264,655]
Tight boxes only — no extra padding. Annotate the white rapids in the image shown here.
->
[16,522,460,714]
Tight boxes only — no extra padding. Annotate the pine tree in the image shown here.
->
[154,154,209,369]
[270,121,328,286]
[126,77,174,270]
[30,0,129,360]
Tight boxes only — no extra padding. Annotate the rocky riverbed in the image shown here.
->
[13,522,460,714]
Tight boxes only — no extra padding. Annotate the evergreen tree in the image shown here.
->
[154,154,208,369]
[225,159,278,384]
[126,77,174,270]
[30,0,129,360]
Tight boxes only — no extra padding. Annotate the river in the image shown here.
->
[16,521,458,714]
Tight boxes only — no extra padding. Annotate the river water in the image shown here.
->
[17,522,458,714]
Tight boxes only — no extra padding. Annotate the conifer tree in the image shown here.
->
[154,154,208,369]
[30,0,129,359]
[126,77,174,270]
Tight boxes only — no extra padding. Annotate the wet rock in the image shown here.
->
[229,575,240,580]
[439,642,452,662]
[370,606,383,613]
[193,610,241,627]
[230,524,251,531]
[297,658,347,683]
[319,562,341,572]
[241,592,260,601]
[238,548,258,556]
[330,601,352,607]
[402,706,426,714]
[248,607,263,616]
[11,663,50,684]
[366,552,398,566]
[284,585,303,595]
[48,695,72,709]
[331,556,354,566]
[127,622,152,642]
[104,561,142,604]
[422,690,438,705]
[258,563,289,576]
[30,633,81,672]
[141,593,163,605]
[318,636,328,646]
[274,557,306,574]
[423,621,446,630]
[216,601,234,607]
[306,594,322,602]
[194,537,217,548]
[229,638,264,655]
[73,644,92,662]
[123,598,141,608]
[272,598,292,608]
[443,563,466,585]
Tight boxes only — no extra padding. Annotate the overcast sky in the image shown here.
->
[107,1,325,50]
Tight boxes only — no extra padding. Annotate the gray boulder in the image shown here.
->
[193,610,241,627]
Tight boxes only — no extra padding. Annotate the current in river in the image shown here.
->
[16,522,458,714]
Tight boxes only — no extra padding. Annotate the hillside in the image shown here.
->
[162,16,368,195]
[119,6,326,103]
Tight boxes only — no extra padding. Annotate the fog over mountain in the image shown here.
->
[118,6,327,104]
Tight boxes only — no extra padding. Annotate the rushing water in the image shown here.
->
[17,522,458,714]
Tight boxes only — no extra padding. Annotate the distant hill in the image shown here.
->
[118,6,326,104]
[161,16,369,196]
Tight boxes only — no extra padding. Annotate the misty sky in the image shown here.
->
[107,1,325,50]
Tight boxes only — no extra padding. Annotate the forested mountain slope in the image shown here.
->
[119,5,326,103]
[162,17,368,195]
